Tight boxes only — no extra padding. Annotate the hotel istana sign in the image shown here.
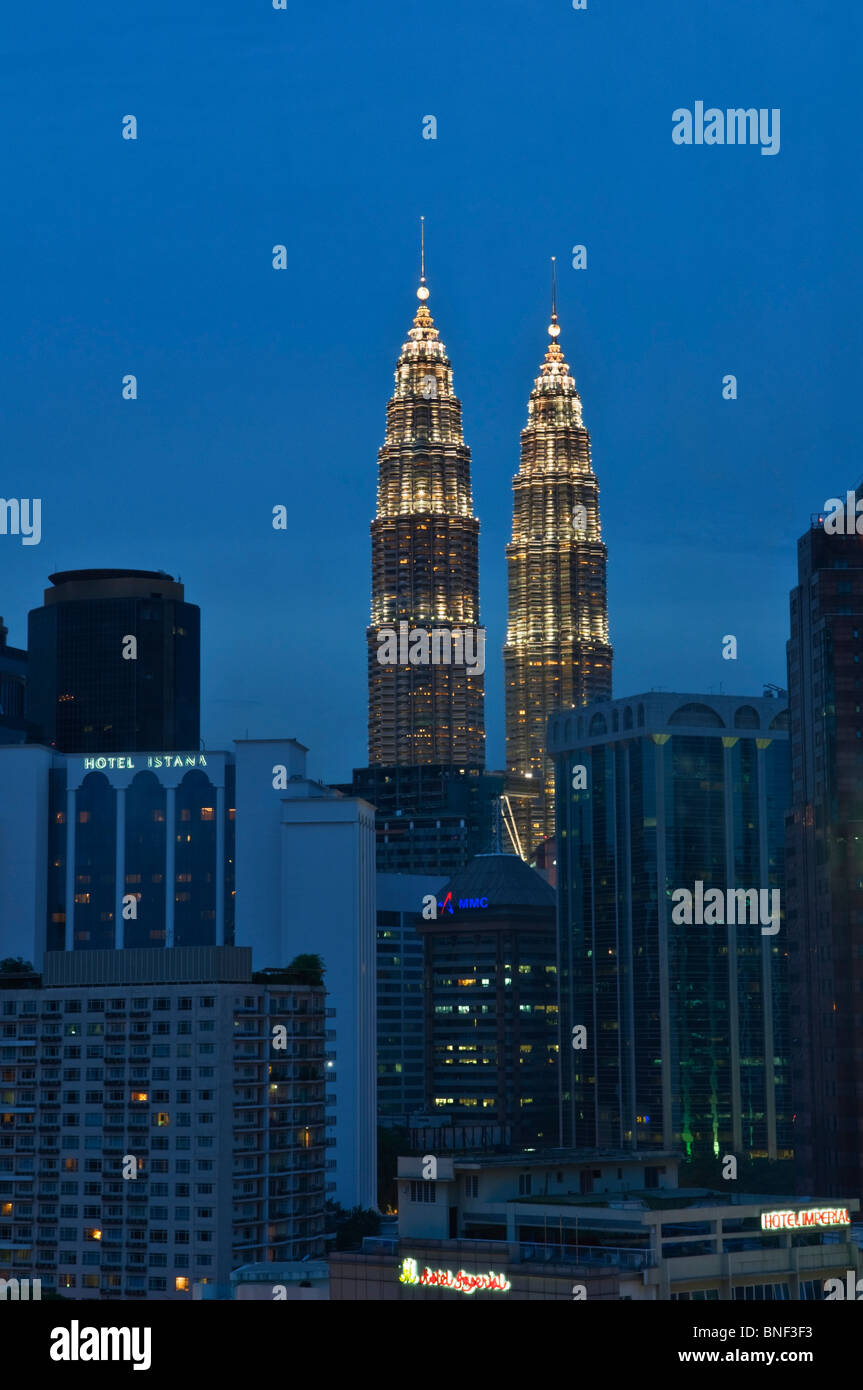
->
[81,754,208,772]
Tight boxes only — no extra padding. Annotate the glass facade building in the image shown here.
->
[549,692,791,1162]
[26,569,200,754]
[43,753,236,953]
[375,872,443,1127]
[786,509,863,1195]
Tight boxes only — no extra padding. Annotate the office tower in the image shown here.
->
[504,286,612,858]
[26,569,200,753]
[0,947,326,1301]
[418,854,559,1146]
[549,692,791,1160]
[354,237,506,873]
[786,502,863,1195]
[0,617,28,744]
[376,872,446,1128]
[351,764,510,875]
[366,244,484,768]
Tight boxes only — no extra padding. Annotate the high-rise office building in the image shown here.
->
[351,764,509,875]
[504,288,612,858]
[549,692,791,1162]
[354,239,502,873]
[786,503,863,1195]
[0,617,28,745]
[418,854,559,1146]
[376,872,446,1128]
[366,248,484,768]
[26,569,200,753]
[0,947,327,1301]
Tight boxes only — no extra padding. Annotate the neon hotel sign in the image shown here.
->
[81,754,208,771]
[760,1207,850,1231]
[399,1257,510,1295]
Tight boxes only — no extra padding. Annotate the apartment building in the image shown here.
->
[0,947,327,1300]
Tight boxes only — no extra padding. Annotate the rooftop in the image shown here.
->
[436,853,555,912]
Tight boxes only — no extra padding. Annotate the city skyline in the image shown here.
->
[0,0,858,1326]
[0,0,848,784]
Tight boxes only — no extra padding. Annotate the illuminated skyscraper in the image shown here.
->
[366,229,485,768]
[504,276,612,855]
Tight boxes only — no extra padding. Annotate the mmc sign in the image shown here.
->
[422,890,489,920]
[760,1207,850,1231]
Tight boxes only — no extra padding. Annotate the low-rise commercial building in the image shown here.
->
[331,1151,860,1300]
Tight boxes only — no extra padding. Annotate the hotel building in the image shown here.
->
[0,947,326,1300]
[0,737,377,1211]
[331,1150,860,1300]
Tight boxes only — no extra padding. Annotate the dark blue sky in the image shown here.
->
[0,0,856,781]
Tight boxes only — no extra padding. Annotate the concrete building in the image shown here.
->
[193,1260,330,1300]
[0,947,326,1300]
[0,737,377,1212]
[331,1150,860,1300]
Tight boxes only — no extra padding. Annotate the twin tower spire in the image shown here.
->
[367,226,613,857]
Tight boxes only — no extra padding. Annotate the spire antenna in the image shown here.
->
[417,216,430,301]
[548,256,560,338]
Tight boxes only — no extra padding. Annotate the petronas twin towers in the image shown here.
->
[366,237,612,859]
